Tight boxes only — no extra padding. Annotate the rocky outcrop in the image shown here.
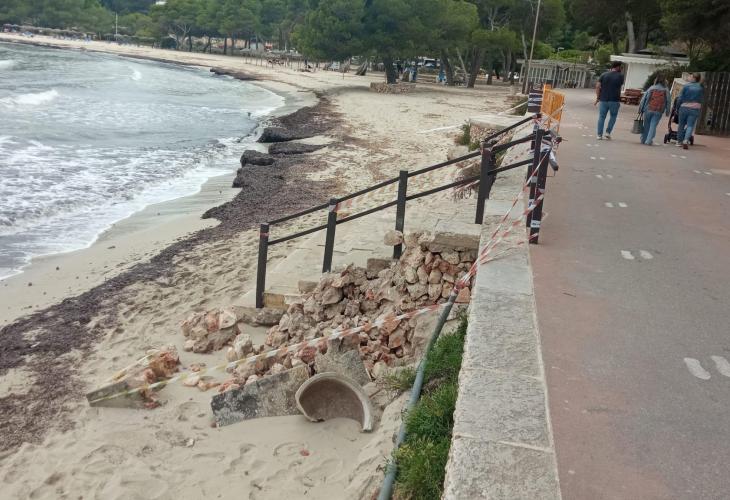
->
[257,126,309,143]
[209,67,257,81]
[268,142,325,155]
[240,150,275,167]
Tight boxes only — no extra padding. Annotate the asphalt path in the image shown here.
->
[531,89,730,500]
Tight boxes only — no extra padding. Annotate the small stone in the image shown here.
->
[183,375,201,387]
[388,329,406,349]
[235,362,255,381]
[460,250,477,262]
[219,309,237,329]
[428,283,443,301]
[442,282,454,298]
[441,250,460,265]
[183,340,196,352]
[455,287,471,303]
[226,347,238,362]
[383,229,404,246]
[406,282,427,299]
[245,375,259,385]
[404,266,418,284]
[270,363,286,375]
[371,361,388,379]
[438,260,451,273]
[298,346,318,364]
[416,265,429,285]
[428,268,442,284]
[424,252,434,266]
[442,273,455,283]
[321,286,343,305]
[234,334,253,358]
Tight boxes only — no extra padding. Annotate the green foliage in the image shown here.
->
[593,43,613,66]
[548,48,588,62]
[383,367,417,392]
[393,436,452,500]
[642,65,684,90]
[392,314,467,500]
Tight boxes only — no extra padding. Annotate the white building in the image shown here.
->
[610,51,689,90]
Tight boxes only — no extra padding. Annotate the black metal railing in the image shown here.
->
[255,113,546,308]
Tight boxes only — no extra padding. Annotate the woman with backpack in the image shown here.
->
[676,73,704,150]
[638,77,671,145]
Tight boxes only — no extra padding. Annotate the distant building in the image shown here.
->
[610,49,690,90]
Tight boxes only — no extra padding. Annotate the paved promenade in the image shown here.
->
[531,89,730,499]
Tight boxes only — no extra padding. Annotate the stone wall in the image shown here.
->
[442,121,560,500]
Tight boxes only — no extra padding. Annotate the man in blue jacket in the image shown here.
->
[594,61,625,140]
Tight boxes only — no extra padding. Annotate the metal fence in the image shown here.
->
[700,72,730,136]
[255,114,551,309]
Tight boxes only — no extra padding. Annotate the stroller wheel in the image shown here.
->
[690,136,695,145]
[663,134,669,144]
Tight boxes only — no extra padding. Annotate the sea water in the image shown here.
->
[0,42,284,279]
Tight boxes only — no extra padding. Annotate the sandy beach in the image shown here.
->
[0,33,513,499]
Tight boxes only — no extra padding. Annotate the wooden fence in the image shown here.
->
[700,72,730,136]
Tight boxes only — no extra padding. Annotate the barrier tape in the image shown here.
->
[89,132,558,407]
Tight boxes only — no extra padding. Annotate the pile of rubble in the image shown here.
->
[218,231,475,386]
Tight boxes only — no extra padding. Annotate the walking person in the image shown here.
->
[594,61,625,140]
[676,73,704,150]
[638,76,670,145]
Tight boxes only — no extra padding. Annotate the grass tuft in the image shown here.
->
[391,314,468,499]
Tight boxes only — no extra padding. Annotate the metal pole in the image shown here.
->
[475,146,494,224]
[393,170,408,259]
[530,146,550,243]
[522,0,543,94]
[378,291,458,500]
[526,128,544,228]
[255,223,269,309]
[322,198,338,273]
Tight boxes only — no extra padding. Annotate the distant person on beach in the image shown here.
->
[594,61,624,140]
[638,76,670,145]
[676,73,704,150]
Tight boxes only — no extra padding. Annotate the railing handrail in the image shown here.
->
[265,113,537,233]
[254,112,547,308]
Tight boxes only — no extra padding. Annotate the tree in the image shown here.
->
[661,0,730,67]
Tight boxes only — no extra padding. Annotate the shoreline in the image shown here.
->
[0,32,515,499]
[0,37,318,325]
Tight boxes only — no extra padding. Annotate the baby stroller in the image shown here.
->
[663,99,694,145]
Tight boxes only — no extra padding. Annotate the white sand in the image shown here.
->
[0,33,512,499]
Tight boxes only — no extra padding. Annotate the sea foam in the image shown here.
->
[0,89,60,107]
[0,59,16,69]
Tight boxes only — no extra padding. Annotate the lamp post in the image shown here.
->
[522,0,543,94]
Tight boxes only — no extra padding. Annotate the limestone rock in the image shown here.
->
[233,334,253,359]
[388,328,406,349]
[406,283,427,299]
[383,230,404,246]
[428,283,443,301]
[321,286,344,305]
[456,287,471,303]
[441,250,460,265]
[428,269,443,284]
[404,266,418,284]
[417,265,429,285]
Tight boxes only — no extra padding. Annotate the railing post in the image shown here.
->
[527,128,545,228]
[255,223,269,309]
[530,146,550,244]
[393,170,408,259]
[475,146,494,224]
[322,198,338,273]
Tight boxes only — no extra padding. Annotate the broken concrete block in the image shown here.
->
[211,364,310,427]
[314,348,371,386]
[295,372,375,432]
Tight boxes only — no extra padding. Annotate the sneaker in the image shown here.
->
[597,135,603,140]
[676,142,683,147]
[605,134,612,140]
